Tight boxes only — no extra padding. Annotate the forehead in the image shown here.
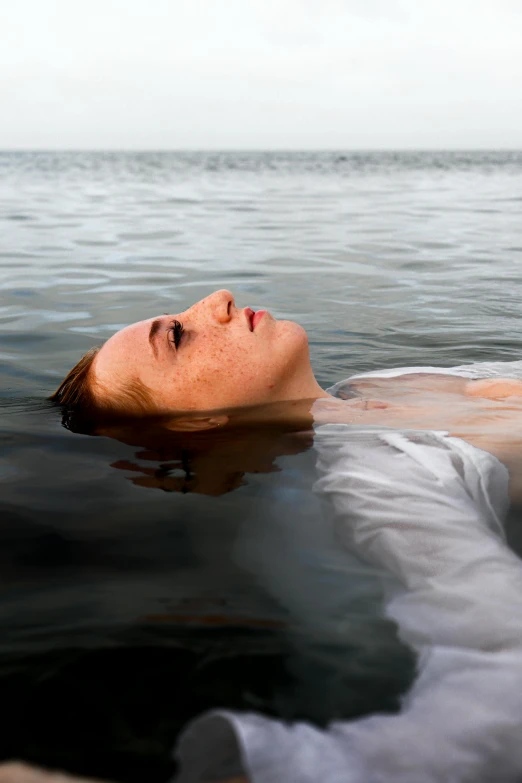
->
[94,318,155,384]
[107,318,153,358]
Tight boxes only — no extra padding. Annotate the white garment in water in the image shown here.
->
[334,358,522,385]
[174,362,522,783]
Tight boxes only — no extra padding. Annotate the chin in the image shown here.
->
[275,320,311,374]
[278,319,309,345]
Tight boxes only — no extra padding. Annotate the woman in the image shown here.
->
[51,288,522,485]
[50,289,328,418]
[49,289,522,783]
[51,288,522,415]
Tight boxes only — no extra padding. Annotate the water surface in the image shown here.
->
[1,150,522,781]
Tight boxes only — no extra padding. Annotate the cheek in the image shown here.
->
[210,347,264,386]
[218,327,306,385]
[176,324,308,407]
[178,343,253,392]
[187,345,274,405]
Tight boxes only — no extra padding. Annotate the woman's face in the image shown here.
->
[92,290,322,412]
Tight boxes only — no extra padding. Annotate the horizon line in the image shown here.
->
[1,147,521,154]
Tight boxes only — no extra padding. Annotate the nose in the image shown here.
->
[208,289,235,323]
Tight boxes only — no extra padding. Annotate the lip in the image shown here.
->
[244,308,267,331]
[252,310,266,330]
[244,307,255,331]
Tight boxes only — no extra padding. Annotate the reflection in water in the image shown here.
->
[1,400,417,781]
[93,402,316,498]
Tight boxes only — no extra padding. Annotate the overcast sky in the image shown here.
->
[1,0,521,149]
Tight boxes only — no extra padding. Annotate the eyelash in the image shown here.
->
[167,319,185,349]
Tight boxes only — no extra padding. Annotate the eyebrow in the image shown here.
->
[148,318,163,359]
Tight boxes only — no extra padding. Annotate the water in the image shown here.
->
[1,150,522,781]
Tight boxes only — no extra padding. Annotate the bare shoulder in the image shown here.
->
[351,374,522,402]
[348,373,470,399]
[464,379,522,400]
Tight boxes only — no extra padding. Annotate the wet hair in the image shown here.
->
[50,346,155,432]
[49,347,100,410]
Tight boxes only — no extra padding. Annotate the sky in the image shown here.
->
[1,0,521,149]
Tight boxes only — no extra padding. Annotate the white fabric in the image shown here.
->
[174,362,522,783]
[345,359,522,382]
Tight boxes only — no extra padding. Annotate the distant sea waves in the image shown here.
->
[1,149,522,395]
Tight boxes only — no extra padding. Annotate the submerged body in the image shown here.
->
[50,292,522,782]
[325,366,522,502]
[173,359,522,783]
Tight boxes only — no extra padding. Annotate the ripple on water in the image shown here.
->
[2,151,522,774]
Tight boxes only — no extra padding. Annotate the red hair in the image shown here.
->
[50,346,155,427]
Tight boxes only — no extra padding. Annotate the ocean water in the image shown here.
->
[1,150,522,781]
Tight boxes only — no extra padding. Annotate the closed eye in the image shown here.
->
[167,319,185,350]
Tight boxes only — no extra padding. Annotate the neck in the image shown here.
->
[279,364,331,405]
[222,393,338,432]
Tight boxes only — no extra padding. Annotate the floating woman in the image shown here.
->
[49,289,522,783]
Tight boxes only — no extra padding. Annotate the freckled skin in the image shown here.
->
[93,289,328,413]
